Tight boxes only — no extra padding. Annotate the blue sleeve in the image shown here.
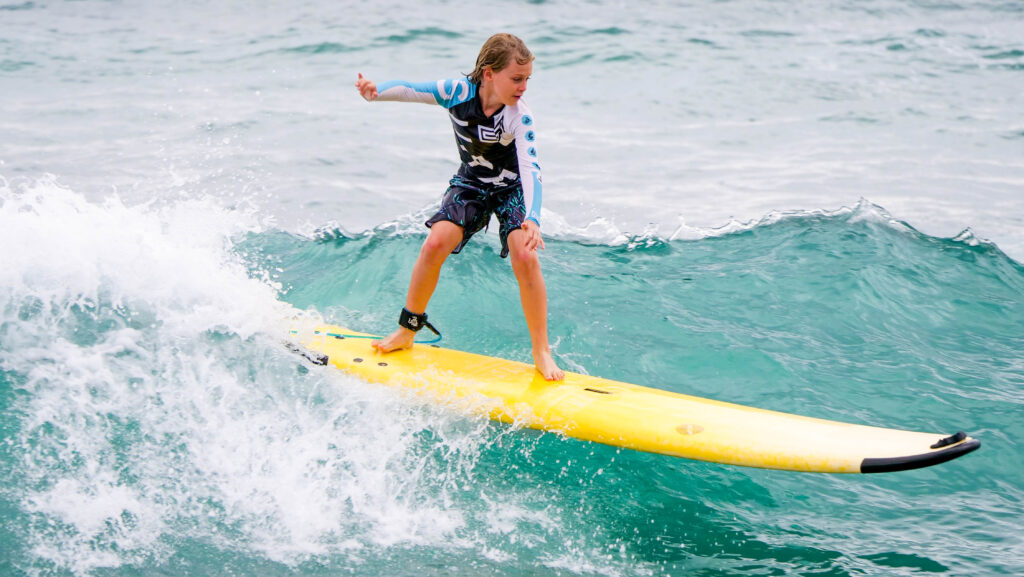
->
[376,78,477,109]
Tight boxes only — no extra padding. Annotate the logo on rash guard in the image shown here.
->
[478,124,504,142]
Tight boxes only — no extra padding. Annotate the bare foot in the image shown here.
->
[533,348,564,381]
[372,327,416,353]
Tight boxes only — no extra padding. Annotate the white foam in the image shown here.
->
[1,178,571,574]
[0,175,287,338]
[537,198,912,247]
[27,475,168,574]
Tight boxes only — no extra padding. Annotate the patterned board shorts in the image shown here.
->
[425,176,526,258]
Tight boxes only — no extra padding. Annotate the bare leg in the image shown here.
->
[373,221,464,352]
[506,229,564,381]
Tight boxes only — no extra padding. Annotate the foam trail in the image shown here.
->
[0,178,587,576]
[0,176,286,570]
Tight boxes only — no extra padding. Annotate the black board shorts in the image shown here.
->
[425,176,526,258]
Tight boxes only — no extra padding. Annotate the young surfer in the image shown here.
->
[355,33,564,381]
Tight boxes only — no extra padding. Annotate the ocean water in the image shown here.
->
[2,1,1023,576]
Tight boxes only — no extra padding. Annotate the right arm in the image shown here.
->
[355,74,475,108]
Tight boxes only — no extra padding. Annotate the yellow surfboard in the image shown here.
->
[290,325,979,474]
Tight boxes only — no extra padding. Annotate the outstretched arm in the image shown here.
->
[355,74,476,108]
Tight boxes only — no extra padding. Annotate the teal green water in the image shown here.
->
[4,188,1019,576]
[3,0,1024,573]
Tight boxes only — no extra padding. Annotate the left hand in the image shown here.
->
[520,220,545,252]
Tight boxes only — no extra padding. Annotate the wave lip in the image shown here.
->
[305,197,1015,266]
[0,175,282,337]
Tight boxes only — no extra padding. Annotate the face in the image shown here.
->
[485,60,533,107]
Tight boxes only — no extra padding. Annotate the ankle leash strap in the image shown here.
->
[399,308,441,337]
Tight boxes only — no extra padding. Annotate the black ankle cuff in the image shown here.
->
[399,308,440,336]
[399,308,427,332]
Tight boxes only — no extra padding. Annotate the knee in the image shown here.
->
[510,248,540,278]
[421,234,447,256]
[420,230,458,261]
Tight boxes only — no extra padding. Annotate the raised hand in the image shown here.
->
[355,73,378,101]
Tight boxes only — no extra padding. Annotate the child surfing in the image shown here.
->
[355,33,564,381]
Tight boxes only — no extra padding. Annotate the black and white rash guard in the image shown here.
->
[375,77,543,226]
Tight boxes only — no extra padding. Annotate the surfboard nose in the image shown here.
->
[860,433,981,473]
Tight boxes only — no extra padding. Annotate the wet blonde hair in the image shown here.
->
[468,33,534,86]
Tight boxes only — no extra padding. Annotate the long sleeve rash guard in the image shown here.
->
[375,78,544,226]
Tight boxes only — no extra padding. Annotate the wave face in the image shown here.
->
[3,182,1021,576]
